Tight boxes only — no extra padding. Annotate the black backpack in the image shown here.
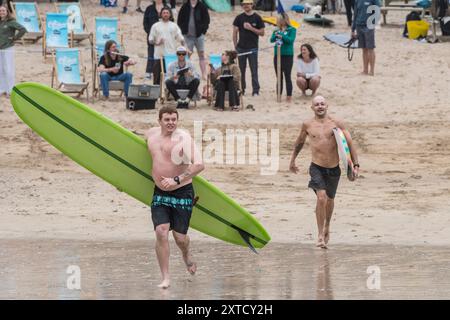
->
[403,11,422,37]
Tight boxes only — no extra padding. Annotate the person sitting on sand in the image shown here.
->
[289,96,359,249]
[296,44,321,96]
[145,106,205,289]
[209,50,241,111]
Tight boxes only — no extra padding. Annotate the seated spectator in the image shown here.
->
[98,40,136,99]
[165,46,200,109]
[210,50,241,111]
[296,44,321,96]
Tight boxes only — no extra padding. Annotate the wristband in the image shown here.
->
[353,164,360,168]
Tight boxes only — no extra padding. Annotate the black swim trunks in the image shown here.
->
[308,163,341,199]
[151,183,195,234]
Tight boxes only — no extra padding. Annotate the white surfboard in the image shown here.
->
[333,127,355,181]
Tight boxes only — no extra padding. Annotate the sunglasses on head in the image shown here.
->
[177,52,186,56]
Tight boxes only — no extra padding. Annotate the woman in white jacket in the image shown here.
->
[296,43,321,96]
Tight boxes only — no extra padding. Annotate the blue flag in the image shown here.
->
[277,0,285,13]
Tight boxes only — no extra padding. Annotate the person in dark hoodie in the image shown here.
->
[177,0,210,79]
[0,4,26,98]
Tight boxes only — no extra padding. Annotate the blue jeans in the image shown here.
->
[236,47,260,95]
[99,72,133,97]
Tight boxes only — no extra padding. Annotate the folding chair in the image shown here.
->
[51,48,89,101]
[54,1,93,45]
[43,12,71,59]
[92,17,125,98]
[160,53,199,107]
[207,53,244,110]
[11,2,43,44]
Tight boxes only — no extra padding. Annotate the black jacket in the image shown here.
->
[144,4,160,35]
[177,1,210,37]
[143,2,172,35]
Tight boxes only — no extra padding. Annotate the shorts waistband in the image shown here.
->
[311,162,339,171]
[154,183,194,196]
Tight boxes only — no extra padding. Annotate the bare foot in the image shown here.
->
[286,96,292,103]
[316,237,324,247]
[316,236,327,249]
[323,228,330,245]
[183,253,197,275]
[360,71,368,75]
[157,279,170,289]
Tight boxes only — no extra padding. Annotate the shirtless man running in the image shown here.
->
[289,96,359,248]
[145,106,205,289]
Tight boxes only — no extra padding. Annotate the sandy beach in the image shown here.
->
[1,0,450,299]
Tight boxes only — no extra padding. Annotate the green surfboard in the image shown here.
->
[10,82,271,251]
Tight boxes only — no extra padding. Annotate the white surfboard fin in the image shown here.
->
[238,229,258,254]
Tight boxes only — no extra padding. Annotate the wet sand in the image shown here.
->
[1,239,449,299]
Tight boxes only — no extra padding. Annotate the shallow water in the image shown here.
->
[0,239,449,299]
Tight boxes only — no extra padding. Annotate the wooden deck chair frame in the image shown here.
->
[42,12,73,60]
[11,1,43,44]
[54,1,93,45]
[92,17,125,99]
[159,55,198,108]
[51,48,89,101]
[207,54,244,110]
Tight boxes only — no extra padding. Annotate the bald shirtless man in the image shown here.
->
[289,96,359,249]
[145,106,205,289]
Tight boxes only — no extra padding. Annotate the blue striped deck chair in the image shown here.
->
[93,17,124,98]
[51,48,89,100]
[55,1,92,44]
[44,13,70,59]
[11,2,43,43]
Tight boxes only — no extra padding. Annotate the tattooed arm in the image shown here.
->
[289,122,308,174]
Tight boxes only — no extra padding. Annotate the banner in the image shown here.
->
[56,49,81,84]
[46,13,69,48]
[14,3,40,32]
[95,17,118,57]
[58,4,83,34]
